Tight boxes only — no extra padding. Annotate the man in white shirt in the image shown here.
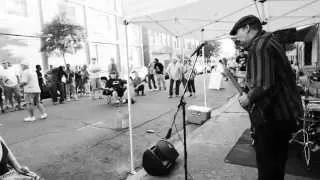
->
[166,57,183,98]
[20,61,47,122]
[0,61,22,111]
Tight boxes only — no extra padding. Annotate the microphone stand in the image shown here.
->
[166,52,201,180]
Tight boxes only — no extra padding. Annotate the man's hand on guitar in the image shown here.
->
[239,93,250,108]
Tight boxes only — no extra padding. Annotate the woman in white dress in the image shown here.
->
[208,60,224,90]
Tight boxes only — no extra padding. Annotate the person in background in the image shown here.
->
[185,60,196,96]
[132,71,145,96]
[74,65,82,96]
[0,80,4,113]
[1,61,22,111]
[65,64,78,101]
[89,58,102,100]
[235,49,248,87]
[154,58,166,91]
[108,58,119,76]
[81,65,90,96]
[230,15,303,179]
[45,67,59,105]
[36,65,45,102]
[57,66,67,103]
[20,61,47,122]
[0,136,41,179]
[181,59,188,88]
[166,57,183,98]
[147,60,157,91]
[105,71,135,104]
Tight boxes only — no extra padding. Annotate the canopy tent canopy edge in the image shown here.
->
[124,0,320,41]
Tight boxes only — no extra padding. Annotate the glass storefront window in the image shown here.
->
[4,0,28,17]
[89,43,117,70]
[87,10,117,41]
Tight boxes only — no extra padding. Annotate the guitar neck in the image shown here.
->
[223,68,244,94]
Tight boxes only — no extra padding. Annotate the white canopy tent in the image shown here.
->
[125,0,320,40]
[121,0,320,175]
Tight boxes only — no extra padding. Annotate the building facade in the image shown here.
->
[289,25,320,73]
[142,26,199,68]
[0,0,144,73]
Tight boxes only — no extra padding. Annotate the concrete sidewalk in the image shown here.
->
[127,95,316,180]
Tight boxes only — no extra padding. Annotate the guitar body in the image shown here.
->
[222,68,268,146]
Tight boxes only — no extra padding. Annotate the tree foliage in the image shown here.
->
[198,40,221,58]
[40,15,86,65]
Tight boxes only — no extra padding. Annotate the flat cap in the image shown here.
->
[229,15,261,35]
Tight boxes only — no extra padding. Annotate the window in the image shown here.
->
[58,4,76,22]
[5,0,28,17]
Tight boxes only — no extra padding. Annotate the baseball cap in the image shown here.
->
[229,15,261,36]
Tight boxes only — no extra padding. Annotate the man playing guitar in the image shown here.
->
[230,15,303,180]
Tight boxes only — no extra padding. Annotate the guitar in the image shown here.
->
[222,68,268,144]
[222,68,258,117]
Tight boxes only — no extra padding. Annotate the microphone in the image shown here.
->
[190,41,208,57]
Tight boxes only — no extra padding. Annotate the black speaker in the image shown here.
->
[142,139,179,176]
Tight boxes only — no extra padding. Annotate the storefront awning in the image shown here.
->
[296,24,319,42]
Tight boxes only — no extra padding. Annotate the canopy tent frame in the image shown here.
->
[122,0,320,177]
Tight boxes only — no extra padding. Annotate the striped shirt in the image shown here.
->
[246,31,303,127]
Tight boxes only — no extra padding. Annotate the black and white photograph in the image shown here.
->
[0,0,320,179]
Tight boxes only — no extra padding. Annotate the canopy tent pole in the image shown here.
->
[123,19,136,175]
[181,37,185,63]
[201,28,207,107]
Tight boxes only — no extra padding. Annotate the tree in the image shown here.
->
[40,15,86,65]
[198,40,221,58]
[198,40,221,64]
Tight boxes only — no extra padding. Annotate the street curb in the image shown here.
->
[126,93,239,180]
[210,93,239,120]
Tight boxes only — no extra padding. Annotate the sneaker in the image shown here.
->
[40,113,48,120]
[24,116,36,122]
[66,98,71,102]
[168,95,172,98]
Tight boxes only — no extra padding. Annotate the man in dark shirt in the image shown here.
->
[154,58,166,91]
[230,15,303,180]
[104,72,135,104]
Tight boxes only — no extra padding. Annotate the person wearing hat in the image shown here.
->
[230,15,303,179]
[20,61,47,122]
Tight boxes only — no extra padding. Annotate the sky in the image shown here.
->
[218,38,236,59]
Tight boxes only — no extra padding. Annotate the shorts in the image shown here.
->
[24,93,41,105]
[3,86,20,99]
